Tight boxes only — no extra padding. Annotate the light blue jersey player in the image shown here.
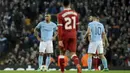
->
[36,20,57,42]
[85,16,109,71]
[34,14,57,71]
[88,21,104,42]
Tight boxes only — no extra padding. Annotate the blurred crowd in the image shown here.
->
[0,0,130,67]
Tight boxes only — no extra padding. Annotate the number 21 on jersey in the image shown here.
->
[64,16,76,30]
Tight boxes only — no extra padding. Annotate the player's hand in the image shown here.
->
[37,37,43,42]
[59,41,64,47]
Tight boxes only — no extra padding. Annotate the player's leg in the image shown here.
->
[38,52,43,71]
[44,53,51,71]
[37,41,46,71]
[70,52,81,73]
[59,39,67,73]
[87,42,97,70]
[87,53,93,70]
[44,40,53,71]
[42,54,47,68]
[98,54,108,71]
[93,54,99,71]
[93,51,99,71]
[69,38,82,73]
[98,41,109,71]
[59,50,66,73]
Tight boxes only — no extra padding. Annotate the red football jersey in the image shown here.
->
[57,8,79,40]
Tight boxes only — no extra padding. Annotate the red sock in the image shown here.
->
[72,55,79,66]
[95,58,99,70]
[59,56,65,72]
[93,57,99,70]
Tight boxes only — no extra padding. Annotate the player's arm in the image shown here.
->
[53,31,57,40]
[34,23,42,41]
[84,25,91,40]
[57,14,63,41]
[57,14,64,47]
[34,28,38,37]
[53,25,58,41]
[88,34,91,42]
[84,16,93,39]
[102,25,109,47]
[102,32,109,47]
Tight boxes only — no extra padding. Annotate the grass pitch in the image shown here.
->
[0,70,130,73]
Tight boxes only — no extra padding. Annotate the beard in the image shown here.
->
[46,19,50,23]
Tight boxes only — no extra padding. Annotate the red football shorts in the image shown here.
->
[62,38,77,52]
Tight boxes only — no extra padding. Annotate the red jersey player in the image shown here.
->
[57,0,82,73]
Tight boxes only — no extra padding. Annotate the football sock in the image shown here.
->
[59,55,65,72]
[71,55,79,66]
[45,56,51,69]
[101,58,108,69]
[38,55,43,69]
[88,57,92,70]
[93,57,99,70]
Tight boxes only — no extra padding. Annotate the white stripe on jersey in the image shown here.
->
[58,24,63,26]
[62,11,77,17]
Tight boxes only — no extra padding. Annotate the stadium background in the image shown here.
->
[0,0,130,70]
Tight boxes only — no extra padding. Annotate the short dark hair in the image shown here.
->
[63,0,70,7]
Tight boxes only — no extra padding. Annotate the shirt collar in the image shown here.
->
[44,20,51,23]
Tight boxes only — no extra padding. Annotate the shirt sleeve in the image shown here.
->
[35,22,41,29]
[88,23,91,30]
[57,14,63,41]
[102,24,105,33]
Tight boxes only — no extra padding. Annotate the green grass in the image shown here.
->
[0,70,130,73]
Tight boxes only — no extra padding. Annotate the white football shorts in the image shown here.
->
[88,41,104,54]
[39,40,53,53]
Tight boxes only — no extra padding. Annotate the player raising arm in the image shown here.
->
[57,0,82,73]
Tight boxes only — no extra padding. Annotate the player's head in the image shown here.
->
[62,0,71,8]
[92,16,100,21]
[45,14,51,22]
